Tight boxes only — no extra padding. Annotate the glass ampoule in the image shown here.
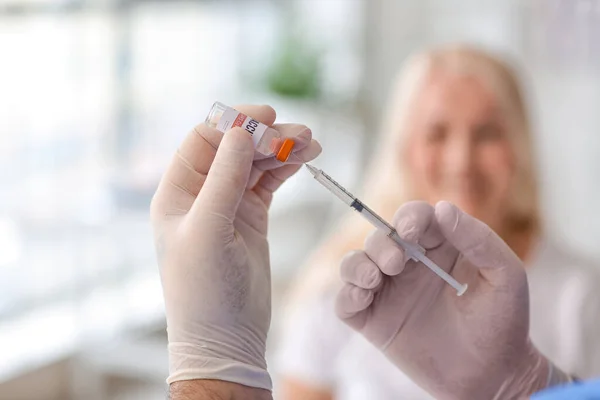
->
[205,102,295,162]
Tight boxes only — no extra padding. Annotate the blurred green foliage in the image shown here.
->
[265,34,321,100]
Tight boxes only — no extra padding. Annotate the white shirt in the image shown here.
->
[275,238,600,400]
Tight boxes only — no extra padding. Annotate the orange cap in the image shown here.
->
[276,138,295,162]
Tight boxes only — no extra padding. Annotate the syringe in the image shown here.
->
[305,163,468,296]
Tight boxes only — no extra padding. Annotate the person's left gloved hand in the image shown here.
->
[150,105,321,390]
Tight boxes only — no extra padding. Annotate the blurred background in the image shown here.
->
[1,0,599,399]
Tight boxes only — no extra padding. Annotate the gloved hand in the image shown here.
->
[151,105,321,390]
[336,201,553,400]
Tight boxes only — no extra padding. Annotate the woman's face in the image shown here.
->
[405,71,515,229]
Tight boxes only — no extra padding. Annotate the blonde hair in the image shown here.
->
[284,44,541,310]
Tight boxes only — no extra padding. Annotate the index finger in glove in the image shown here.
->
[364,201,442,276]
[390,201,445,250]
[364,229,406,276]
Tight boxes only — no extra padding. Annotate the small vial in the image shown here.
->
[205,102,295,162]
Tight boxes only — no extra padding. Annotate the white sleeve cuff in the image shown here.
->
[167,355,272,391]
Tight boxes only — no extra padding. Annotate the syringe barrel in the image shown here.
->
[352,200,392,232]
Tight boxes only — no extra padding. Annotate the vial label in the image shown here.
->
[216,106,267,147]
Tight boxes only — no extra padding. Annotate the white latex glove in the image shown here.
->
[151,105,321,390]
[336,201,554,400]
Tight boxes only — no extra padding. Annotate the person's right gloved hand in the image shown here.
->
[336,201,558,400]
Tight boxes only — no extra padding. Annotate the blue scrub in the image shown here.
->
[531,379,600,399]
